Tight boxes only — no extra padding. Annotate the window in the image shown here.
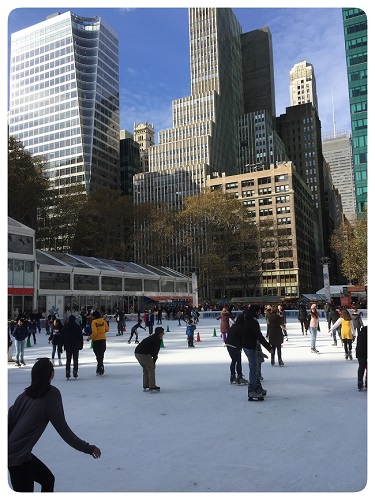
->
[277,206,290,214]
[260,209,273,217]
[225,182,238,189]
[241,179,254,187]
[259,197,272,205]
[275,185,289,193]
[258,176,271,185]
[102,276,122,291]
[74,274,99,291]
[277,217,291,225]
[275,174,289,182]
[40,271,70,290]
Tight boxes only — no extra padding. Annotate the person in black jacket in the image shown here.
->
[328,306,341,346]
[356,325,367,391]
[297,303,308,334]
[241,304,273,400]
[134,327,165,392]
[8,358,101,492]
[61,315,84,379]
[225,314,248,385]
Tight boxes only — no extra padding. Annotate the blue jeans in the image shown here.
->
[243,348,259,391]
[15,339,26,363]
[309,327,318,348]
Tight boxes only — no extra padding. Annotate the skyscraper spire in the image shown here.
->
[332,89,336,138]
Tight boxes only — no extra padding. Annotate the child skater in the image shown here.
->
[186,319,196,348]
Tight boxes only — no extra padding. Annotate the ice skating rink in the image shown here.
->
[5,315,369,496]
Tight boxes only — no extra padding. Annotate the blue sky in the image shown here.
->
[5,1,361,140]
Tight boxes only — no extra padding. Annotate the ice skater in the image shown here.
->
[8,358,101,492]
[128,318,146,344]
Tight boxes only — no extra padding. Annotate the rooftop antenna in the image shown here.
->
[332,89,336,138]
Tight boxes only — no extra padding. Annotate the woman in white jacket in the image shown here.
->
[329,308,355,360]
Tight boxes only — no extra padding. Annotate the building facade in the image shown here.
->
[9,11,120,196]
[8,219,192,320]
[322,131,356,221]
[133,121,155,172]
[289,61,319,113]
[241,27,276,120]
[120,129,140,197]
[342,8,367,216]
[205,162,319,299]
[276,103,326,266]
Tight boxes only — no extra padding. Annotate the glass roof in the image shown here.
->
[36,251,189,279]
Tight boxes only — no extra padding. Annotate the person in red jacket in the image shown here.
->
[8,358,101,492]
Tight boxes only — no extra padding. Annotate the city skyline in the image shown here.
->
[6,2,354,139]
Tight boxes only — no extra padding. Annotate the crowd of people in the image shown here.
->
[8,299,367,492]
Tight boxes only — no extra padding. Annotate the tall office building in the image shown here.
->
[342,8,367,216]
[241,27,276,119]
[289,61,319,114]
[9,11,120,196]
[120,130,140,197]
[238,27,289,172]
[322,131,356,221]
[135,8,243,191]
[277,103,326,279]
[133,121,155,173]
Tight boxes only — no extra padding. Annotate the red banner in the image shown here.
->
[8,288,34,295]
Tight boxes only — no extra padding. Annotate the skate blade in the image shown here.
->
[248,397,264,401]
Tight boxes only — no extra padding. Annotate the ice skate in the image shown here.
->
[348,351,353,360]
[230,375,237,384]
[248,390,264,401]
[237,376,248,385]
[255,385,267,396]
[278,360,284,366]
[149,386,160,393]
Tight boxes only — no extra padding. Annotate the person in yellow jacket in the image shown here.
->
[86,310,109,375]
[329,308,355,360]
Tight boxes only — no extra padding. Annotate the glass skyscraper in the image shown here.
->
[9,11,120,195]
[342,8,367,216]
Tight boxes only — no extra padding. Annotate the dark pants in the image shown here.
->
[93,339,106,372]
[227,345,242,377]
[28,331,36,344]
[8,454,55,492]
[299,319,308,332]
[147,325,154,335]
[270,344,282,363]
[343,338,353,355]
[357,358,367,388]
[65,348,79,375]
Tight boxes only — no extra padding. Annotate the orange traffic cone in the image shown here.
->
[196,332,201,342]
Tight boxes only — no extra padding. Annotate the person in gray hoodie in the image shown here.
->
[8,358,101,492]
